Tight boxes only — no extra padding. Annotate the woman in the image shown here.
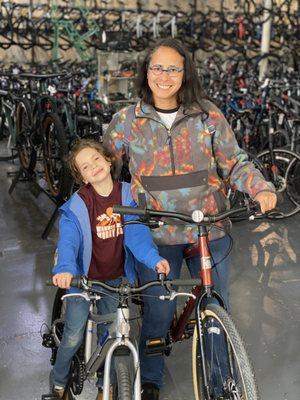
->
[104,38,276,400]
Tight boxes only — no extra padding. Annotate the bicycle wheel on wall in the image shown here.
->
[112,360,133,400]
[192,304,259,400]
[15,99,36,172]
[42,112,73,201]
[256,148,300,218]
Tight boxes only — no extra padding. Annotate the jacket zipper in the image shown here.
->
[139,113,201,176]
[166,128,176,175]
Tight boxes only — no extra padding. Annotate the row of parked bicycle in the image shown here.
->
[1,0,299,54]
[0,63,121,200]
[0,56,299,218]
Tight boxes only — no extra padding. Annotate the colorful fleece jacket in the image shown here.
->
[104,100,275,244]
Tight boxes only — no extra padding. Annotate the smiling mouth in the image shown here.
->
[93,168,103,176]
[156,84,172,89]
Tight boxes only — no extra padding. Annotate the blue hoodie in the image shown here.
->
[53,182,163,289]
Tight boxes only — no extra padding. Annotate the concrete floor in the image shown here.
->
[0,159,300,400]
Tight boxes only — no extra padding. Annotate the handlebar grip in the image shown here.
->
[70,277,82,288]
[170,279,200,286]
[111,205,146,216]
[45,276,82,288]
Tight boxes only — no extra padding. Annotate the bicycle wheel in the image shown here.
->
[112,360,132,400]
[51,288,67,350]
[42,112,73,201]
[0,111,18,161]
[50,288,85,396]
[256,149,300,217]
[15,99,36,172]
[192,304,259,400]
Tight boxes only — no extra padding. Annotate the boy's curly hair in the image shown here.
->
[66,139,118,183]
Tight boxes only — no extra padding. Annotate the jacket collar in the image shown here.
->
[135,100,206,125]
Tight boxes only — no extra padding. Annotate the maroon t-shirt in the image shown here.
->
[78,182,124,281]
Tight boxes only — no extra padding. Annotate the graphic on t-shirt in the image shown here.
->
[96,212,123,239]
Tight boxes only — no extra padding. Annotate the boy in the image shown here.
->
[51,139,170,400]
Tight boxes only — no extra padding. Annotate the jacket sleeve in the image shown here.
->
[103,107,129,174]
[210,104,275,198]
[123,202,163,271]
[52,212,81,276]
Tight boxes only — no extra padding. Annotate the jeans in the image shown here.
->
[52,277,122,389]
[136,235,230,389]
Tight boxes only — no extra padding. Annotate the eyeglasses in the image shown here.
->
[148,65,184,77]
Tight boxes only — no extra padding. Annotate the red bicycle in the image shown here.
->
[112,202,260,400]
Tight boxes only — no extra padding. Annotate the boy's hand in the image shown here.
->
[155,259,170,276]
[53,272,73,289]
[254,191,277,213]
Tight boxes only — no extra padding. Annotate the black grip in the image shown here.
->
[70,277,82,288]
[170,279,200,286]
[45,276,82,288]
[112,205,146,216]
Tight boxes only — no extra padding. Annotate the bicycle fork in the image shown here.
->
[195,226,225,399]
[102,307,141,400]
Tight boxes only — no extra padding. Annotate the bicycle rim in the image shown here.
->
[16,100,36,171]
[192,304,259,400]
[43,113,73,200]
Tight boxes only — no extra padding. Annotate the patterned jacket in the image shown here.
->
[104,100,275,245]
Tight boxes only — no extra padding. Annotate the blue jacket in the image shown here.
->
[53,182,163,288]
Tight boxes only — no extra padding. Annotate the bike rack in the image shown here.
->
[8,166,62,240]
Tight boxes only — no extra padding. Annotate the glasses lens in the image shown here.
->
[151,66,162,75]
[168,68,179,77]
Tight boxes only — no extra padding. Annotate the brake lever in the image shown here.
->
[159,291,196,301]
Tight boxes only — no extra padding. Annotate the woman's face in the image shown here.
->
[147,46,184,109]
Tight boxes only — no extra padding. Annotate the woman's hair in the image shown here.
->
[66,139,117,183]
[135,38,208,110]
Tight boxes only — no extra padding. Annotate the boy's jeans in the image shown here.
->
[52,277,121,389]
[136,235,230,389]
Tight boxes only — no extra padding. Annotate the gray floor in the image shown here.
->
[0,159,300,400]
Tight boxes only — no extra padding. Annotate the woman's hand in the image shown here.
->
[254,191,277,213]
[52,272,73,289]
[155,259,170,275]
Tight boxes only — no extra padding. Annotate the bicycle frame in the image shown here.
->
[60,289,142,400]
[169,224,226,344]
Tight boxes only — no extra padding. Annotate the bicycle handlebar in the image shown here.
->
[46,275,200,294]
[111,203,260,224]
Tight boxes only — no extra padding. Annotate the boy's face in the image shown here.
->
[75,147,112,186]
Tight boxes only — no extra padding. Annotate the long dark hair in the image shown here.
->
[135,38,208,110]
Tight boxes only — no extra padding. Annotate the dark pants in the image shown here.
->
[136,235,231,388]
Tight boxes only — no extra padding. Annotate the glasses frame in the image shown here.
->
[148,64,184,77]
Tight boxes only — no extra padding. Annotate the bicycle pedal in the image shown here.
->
[42,333,56,349]
[145,337,172,356]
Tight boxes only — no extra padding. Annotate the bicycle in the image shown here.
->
[42,275,198,400]
[111,202,262,400]
[0,72,29,162]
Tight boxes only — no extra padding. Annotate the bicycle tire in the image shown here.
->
[42,112,73,201]
[256,148,300,217]
[51,288,85,396]
[15,99,36,172]
[192,303,259,400]
[113,360,132,400]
